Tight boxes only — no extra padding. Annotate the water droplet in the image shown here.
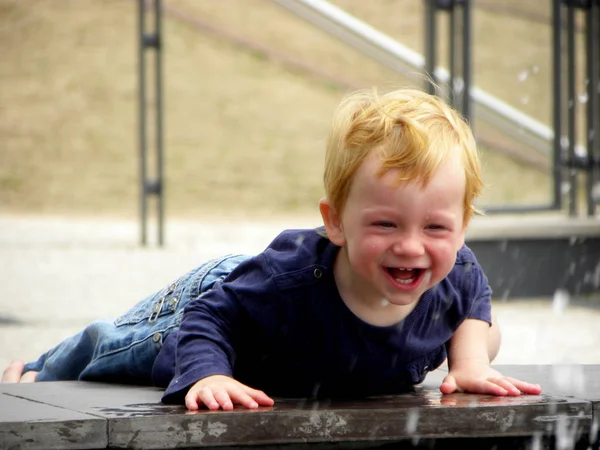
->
[592,183,600,201]
[499,240,508,252]
[520,96,530,104]
[590,417,599,444]
[593,262,600,288]
[380,298,389,307]
[453,78,464,94]
[575,145,587,158]
[552,289,570,314]
[530,432,542,450]
[405,409,419,433]
[422,270,432,285]
[517,70,529,82]
[578,92,588,104]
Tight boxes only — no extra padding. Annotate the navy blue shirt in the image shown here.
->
[154,228,492,403]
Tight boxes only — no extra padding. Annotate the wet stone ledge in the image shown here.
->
[0,365,599,450]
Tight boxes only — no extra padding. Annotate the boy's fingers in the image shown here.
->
[489,378,520,396]
[224,386,257,409]
[213,390,235,411]
[244,387,275,406]
[185,389,203,411]
[197,387,222,411]
[439,375,457,394]
[1,360,26,383]
[480,380,508,396]
[504,377,542,395]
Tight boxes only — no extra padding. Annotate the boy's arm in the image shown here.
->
[440,318,541,396]
[162,255,279,409]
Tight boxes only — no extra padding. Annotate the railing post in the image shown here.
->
[138,0,165,246]
[423,0,472,121]
[585,0,599,216]
[555,0,600,217]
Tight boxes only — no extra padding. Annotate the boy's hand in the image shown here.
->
[185,374,275,411]
[439,360,542,396]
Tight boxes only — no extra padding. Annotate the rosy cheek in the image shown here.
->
[362,239,386,259]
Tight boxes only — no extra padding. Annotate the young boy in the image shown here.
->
[2,88,542,410]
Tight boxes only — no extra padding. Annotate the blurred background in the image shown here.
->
[1,0,567,221]
[0,0,599,370]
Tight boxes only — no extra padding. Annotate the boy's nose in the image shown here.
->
[391,234,425,256]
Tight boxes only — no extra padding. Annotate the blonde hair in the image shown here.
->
[323,88,484,226]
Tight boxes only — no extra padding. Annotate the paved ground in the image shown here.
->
[1,214,599,376]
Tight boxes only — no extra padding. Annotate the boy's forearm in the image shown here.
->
[446,318,492,368]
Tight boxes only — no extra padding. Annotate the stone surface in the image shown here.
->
[1,365,599,449]
[0,393,107,450]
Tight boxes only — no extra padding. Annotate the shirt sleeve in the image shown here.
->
[161,254,276,403]
[465,263,493,326]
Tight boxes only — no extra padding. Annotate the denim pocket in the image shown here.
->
[114,255,249,328]
[114,277,185,327]
[188,254,250,298]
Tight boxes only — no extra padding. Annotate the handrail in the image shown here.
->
[272,0,554,157]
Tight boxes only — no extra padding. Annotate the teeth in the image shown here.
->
[395,278,415,284]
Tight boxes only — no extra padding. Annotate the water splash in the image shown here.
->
[554,415,576,450]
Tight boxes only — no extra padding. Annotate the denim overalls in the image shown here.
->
[24,254,250,383]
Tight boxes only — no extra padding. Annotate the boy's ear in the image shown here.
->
[319,198,346,246]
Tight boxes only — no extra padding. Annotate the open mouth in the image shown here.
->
[385,267,423,285]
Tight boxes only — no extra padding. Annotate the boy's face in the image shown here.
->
[321,152,467,310]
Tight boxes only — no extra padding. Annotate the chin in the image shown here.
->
[384,293,422,307]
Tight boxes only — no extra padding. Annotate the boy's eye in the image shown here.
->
[375,221,395,228]
[426,224,445,230]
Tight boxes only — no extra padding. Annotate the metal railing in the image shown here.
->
[138,0,164,246]
[271,0,599,217]
[272,0,555,158]
[555,0,600,217]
